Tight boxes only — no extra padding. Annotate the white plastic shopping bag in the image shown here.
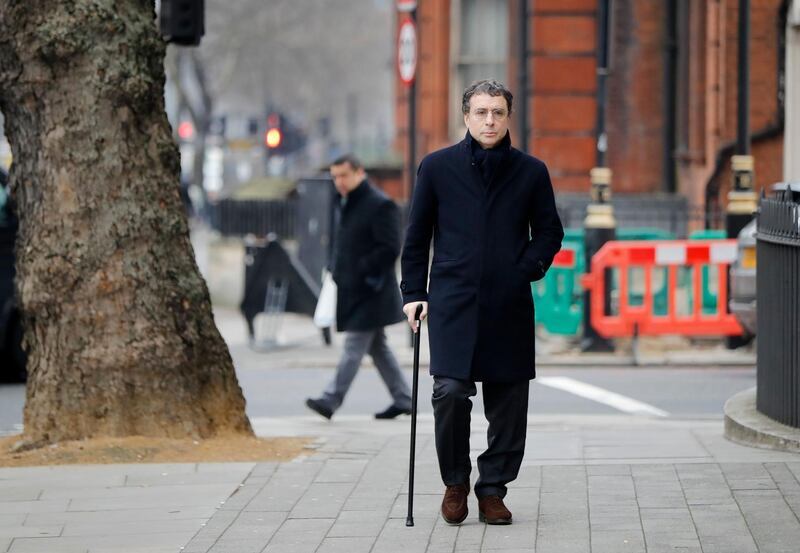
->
[313,270,337,328]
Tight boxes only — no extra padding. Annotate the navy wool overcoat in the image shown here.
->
[400,134,564,382]
[332,180,405,332]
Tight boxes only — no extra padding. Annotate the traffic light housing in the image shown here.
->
[265,113,283,152]
[160,0,205,46]
[264,112,306,155]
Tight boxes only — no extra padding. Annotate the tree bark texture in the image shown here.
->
[0,0,253,442]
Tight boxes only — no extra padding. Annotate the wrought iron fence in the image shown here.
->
[554,194,725,238]
[756,193,800,427]
[210,198,296,239]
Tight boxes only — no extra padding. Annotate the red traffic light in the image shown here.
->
[265,128,282,149]
[177,121,194,140]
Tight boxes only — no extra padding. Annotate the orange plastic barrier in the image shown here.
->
[580,240,743,337]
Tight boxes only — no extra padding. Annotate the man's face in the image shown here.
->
[463,93,510,149]
[330,162,365,197]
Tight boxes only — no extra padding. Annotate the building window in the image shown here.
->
[450,0,508,141]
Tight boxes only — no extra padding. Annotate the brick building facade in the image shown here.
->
[393,0,789,219]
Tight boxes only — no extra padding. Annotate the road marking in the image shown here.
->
[0,424,23,437]
[537,376,669,417]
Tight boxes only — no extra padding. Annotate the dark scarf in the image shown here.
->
[468,130,511,186]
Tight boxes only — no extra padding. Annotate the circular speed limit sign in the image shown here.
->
[397,17,417,86]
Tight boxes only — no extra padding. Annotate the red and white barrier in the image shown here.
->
[580,240,743,337]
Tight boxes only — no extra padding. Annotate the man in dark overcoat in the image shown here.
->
[306,155,412,420]
[400,80,564,525]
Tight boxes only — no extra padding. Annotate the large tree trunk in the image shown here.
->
[0,0,253,443]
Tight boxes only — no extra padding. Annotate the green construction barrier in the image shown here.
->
[688,229,727,240]
[688,229,727,314]
[531,252,582,335]
[533,227,674,335]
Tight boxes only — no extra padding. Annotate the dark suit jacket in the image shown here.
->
[400,133,564,382]
[332,180,405,332]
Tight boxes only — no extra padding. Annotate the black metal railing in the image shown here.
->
[554,194,725,238]
[756,194,800,427]
[210,198,296,239]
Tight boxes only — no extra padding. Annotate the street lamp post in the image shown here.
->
[582,0,616,352]
[726,0,758,348]
[728,0,757,223]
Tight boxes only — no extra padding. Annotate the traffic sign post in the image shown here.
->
[398,2,419,351]
[397,6,418,207]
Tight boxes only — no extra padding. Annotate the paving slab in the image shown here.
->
[733,488,800,553]
[372,517,436,553]
[0,500,69,515]
[23,506,217,526]
[0,515,24,529]
[316,536,374,553]
[327,510,387,538]
[0,525,61,539]
[0,463,251,553]
[7,531,190,552]
[0,490,40,502]
[260,517,334,553]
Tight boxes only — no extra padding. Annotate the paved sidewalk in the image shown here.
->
[212,307,757,370]
[3,414,800,553]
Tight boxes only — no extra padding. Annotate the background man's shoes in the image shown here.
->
[305,398,333,420]
[441,483,469,524]
[478,495,512,525]
[374,405,412,419]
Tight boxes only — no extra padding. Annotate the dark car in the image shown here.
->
[0,167,26,382]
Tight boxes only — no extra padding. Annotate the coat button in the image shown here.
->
[400,282,407,291]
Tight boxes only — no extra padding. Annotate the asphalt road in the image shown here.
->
[235,364,756,419]
[0,365,756,435]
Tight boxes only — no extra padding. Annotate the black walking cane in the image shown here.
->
[406,303,423,527]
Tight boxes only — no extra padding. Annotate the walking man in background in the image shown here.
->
[401,80,564,525]
[306,155,412,420]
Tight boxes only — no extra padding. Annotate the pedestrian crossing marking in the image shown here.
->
[538,376,669,417]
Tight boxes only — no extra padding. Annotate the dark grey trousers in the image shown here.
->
[432,376,529,499]
[321,328,412,412]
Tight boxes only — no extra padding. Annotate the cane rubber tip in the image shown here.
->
[406,517,414,527]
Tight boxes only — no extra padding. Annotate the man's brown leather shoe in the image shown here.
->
[478,495,512,525]
[441,483,469,524]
